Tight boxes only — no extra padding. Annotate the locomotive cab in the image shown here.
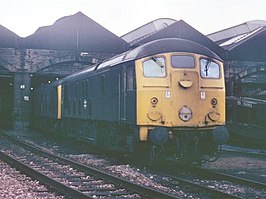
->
[135,51,229,163]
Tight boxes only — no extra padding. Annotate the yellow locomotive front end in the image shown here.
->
[135,52,229,163]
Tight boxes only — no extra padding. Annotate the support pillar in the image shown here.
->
[13,73,31,131]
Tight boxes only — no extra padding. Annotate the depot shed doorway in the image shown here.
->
[0,75,14,129]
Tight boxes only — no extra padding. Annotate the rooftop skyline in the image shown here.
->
[1,0,265,37]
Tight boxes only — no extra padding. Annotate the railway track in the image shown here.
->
[1,131,265,198]
[0,133,178,199]
[153,161,266,199]
[222,144,266,158]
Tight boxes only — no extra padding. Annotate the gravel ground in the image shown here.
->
[0,160,64,199]
[2,130,266,198]
[202,152,266,183]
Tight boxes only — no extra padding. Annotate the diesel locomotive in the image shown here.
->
[33,38,229,163]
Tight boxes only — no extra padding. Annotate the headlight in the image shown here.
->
[151,97,158,107]
[211,98,218,106]
[179,106,192,122]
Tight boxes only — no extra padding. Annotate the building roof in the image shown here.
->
[0,12,130,54]
[122,19,224,59]
[121,18,177,45]
[219,27,264,49]
[208,20,266,50]
[0,25,20,48]
[208,20,266,61]
[208,20,266,43]
[22,12,129,53]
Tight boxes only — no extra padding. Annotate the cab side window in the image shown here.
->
[143,57,166,77]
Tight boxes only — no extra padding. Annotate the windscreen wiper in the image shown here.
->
[204,59,211,76]
[151,56,164,68]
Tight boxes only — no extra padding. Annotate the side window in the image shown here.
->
[127,66,134,91]
[200,58,220,79]
[171,55,194,68]
[143,57,166,77]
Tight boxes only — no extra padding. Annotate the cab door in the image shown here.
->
[135,56,170,126]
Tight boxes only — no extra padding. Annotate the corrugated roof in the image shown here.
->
[122,19,224,59]
[207,20,266,61]
[219,27,265,50]
[121,18,176,45]
[208,20,266,43]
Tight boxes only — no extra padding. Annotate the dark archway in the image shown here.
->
[0,74,14,129]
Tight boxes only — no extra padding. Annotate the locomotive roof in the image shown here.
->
[96,38,222,69]
[124,38,222,61]
[58,38,222,83]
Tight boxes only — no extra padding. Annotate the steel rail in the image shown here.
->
[160,171,241,199]
[154,161,266,199]
[222,145,266,159]
[0,151,95,198]
[2,133,180,199]
[187,165,266,190]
